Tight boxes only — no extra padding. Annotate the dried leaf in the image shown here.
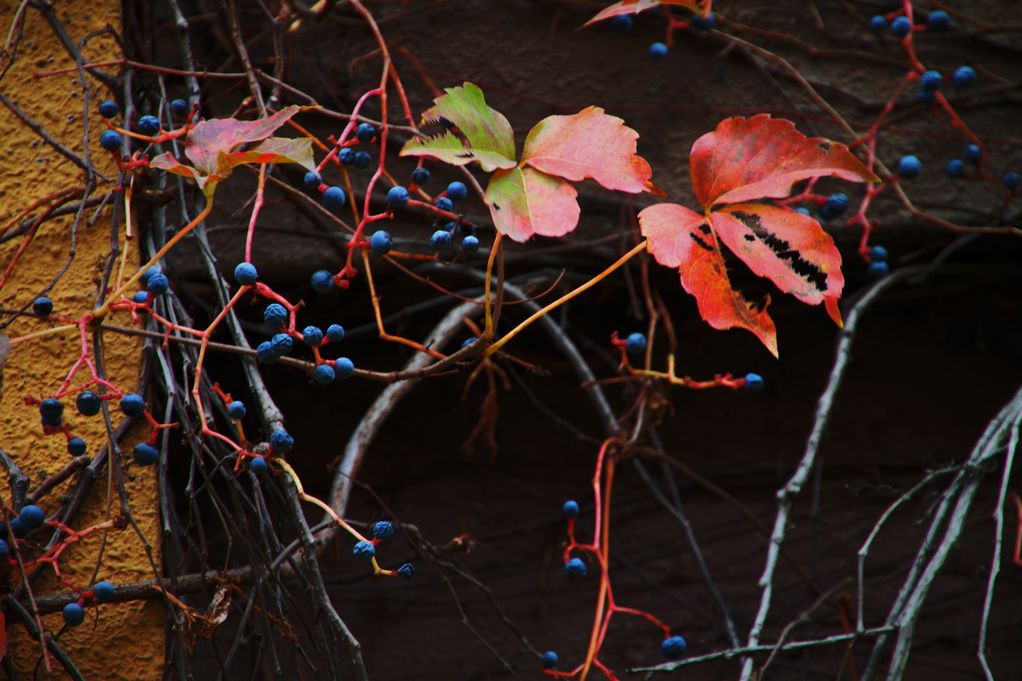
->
[401,82,517,172]
[217,137,315,175]
[711,204,844,318]
[690,114,878,208]
[640,203,778,356]
[485,166,580,242]
[521,106,651,193]
[583,0,706,27]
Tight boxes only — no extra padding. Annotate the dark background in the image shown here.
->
[136,1,1022,679]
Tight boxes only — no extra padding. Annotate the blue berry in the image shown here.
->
[352,540,376,561]
[927,10,951,30]
[303,326,324,347]
[271,333,293,357]
[19,505,46,530]
[411,167,430,185]
[323,185,347,211]
[270,428,294,454]
[744,373,765,391]
[540,650,559,669]
[92,580,115,602]
[67,437,87,456]
[868,261,890,277]
[1003,172,1020,190]
[137,115,160,136]
[133,442,159,466]
[916,90,936,105]
[250,457,268,474]
[256,341,278,364]
[397,562,414,579]
[446,181,468,202]
[897,155,921,179]
[33,296,53,316]
[339,147,355,165]
[146,273,170,296]
[99,130,122,151]
[692,12,716,29]
[611,15,633,31]
[564,557,587,581]
[98,99,118,118]
[563,500,580,518]
[373,520,394,540]
[461,336,477,349]
[434,196,454,212]
[63,603,85,627]
[355,122,376,143]
[263,303,288,327]
[140,267,161,286]
[0,539,10,559]
[326,324,346,342]
[869,15,887,31]
[304,171,322,190]
[120,393,146,417]
[387,185,410,208]
[313,364,335,385]
[170,98,189,117]
[227,401,247,419]
[370,230,393,255]
[794,207,811,216]
[76,391,102,417]
[40,397,63,425]
[920,70,942,92]
[310,269,335,294]
[869,245,889,262]
[964,144,981,163]
[820,192,850,220]
[661,635,688,660]
[10,519,26,538]
[353,150,372,169]
[461,235,480,255]
[953,65,976,88]
[234,262,258,285]
[334,357,355,380]
[132,291,149,304]
[890,16,911,37]
[430,229,452,249]
[945,158,965,177]
[649,42,669,59]
[625,332,647,356]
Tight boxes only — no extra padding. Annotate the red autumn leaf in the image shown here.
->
[711,204,844,324]
[583,0,706,27]
[184,105,303,176]
[484,166,581,242]
[690,114,878,208]
[639,203,779,356]
[521,106,652,194]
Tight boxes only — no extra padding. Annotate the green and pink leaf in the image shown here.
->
[484,167,580,242]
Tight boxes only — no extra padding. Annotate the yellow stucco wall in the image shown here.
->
[0,2,163,678]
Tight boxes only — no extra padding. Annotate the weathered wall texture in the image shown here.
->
[0,2,162,678]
